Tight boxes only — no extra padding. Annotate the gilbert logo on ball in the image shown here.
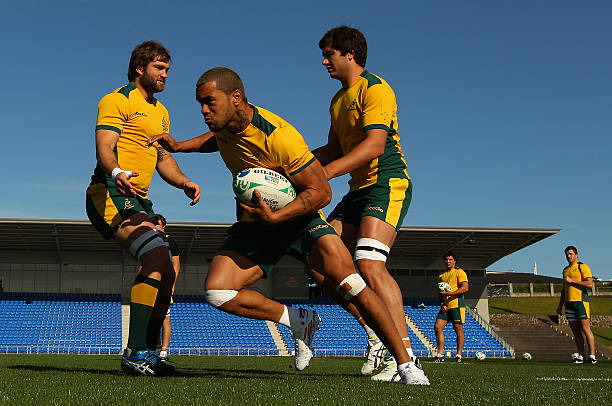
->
[233,168,296,211]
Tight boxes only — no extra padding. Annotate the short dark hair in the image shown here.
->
[318,25,368,67]
[156,214,167,228]
[443,251,457,261]
[196,67,247,102]
[127,41,171,82]
[564,245,578,255]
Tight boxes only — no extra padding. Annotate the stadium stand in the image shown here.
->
[168,295,278,356]
[404,299,511,357]
[0,294,509,357]
[0,292,121,354]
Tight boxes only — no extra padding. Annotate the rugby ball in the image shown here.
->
[232,168,296,211]
[437,282,452,292]
[475,351,486,361]
[522,352,532,361]
[570,352,581,362]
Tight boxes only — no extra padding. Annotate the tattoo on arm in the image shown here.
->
[157,146,168,162]
[298,191,313,213]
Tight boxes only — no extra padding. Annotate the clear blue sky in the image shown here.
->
[1,1,610,279]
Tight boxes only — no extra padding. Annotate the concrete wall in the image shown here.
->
[0,250,490,321]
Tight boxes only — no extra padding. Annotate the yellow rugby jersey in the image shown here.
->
[438,268,468,309]
[215,105,316,222]
[329,70,409,191]
[563,262,592,302]
[90,83,169,197]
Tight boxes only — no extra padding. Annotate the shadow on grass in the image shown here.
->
[7,364,355,380]
[8,365,123,375]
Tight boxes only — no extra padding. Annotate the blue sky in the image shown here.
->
[1,1,610,279]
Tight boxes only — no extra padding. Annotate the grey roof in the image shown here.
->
[0,218,560,269]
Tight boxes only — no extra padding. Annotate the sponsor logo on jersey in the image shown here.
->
[133,112,148,118]
[366,206,384,213]
[347,100,357,111]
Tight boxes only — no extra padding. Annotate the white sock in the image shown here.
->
[405,347,414,360]
[589,355,596,359]
[363,324,376,338]
[278,306,303,329]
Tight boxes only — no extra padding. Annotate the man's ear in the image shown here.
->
[232,89,242,106]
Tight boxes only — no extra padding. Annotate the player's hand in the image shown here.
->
[114,171,139,197]
[183,181,201,206]
[239,189,279,226]
[146,133,178,151]
[441,305,448,312]
[563,276,573,284]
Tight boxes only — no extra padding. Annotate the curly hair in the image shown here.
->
[318,25,367,67]
[127,41,171,82]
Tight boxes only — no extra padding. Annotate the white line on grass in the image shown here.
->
[537,377,612,382]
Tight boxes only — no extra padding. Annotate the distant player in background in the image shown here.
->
[85,41,200,376]
[153,214,181,361]
[308,25,426,383]
[434,251,469,362]
[556,245,596,364]
[146,67,429,384]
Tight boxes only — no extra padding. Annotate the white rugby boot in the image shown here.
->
[398,361,431,385]
[290,309,321,371]
[371,352,401,382]
[360,336,386,375]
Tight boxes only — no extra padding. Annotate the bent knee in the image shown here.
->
[205,289,238,308]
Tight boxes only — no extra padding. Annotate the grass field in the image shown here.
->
[489,297,612,315]
[0,355,609,406]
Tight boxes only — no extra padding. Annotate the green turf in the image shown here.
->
[0,355,609,405]
[489,297,612,315]
[592,327,612,347]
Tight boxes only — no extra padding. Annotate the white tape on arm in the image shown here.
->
[111,167,133,182]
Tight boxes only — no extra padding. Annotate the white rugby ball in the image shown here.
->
[475,351,486,361]
[232,168,296,211]
[437,282,452,292]
[522,352,532,361]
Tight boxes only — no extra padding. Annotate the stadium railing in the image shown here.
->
[465,306,515,358]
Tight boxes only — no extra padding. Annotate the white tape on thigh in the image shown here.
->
[336,273,367,301]
[205,290,238,307]
[129,229,167,261]
[354,237,390,262]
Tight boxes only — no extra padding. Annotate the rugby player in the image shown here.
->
[556,246,597,364]
[308,26,428,383]
[433,252,469,362]
[146,67,428,384]
[85,41,200,376]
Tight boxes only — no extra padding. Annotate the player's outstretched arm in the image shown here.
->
[323,128,387,180]
[240,159,331,226]
[95,129,139,197]
[146,132,218,153]
[312,127,342,167]
[155,146,201,206]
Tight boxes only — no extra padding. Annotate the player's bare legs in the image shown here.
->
[453,323,464,357]
[580,319,596,357]
[569,321,585,355]
[205,251,320,371]
[307,235,409,364]
[205,251,284,320]
[434,318,447,359]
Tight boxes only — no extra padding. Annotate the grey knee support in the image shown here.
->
[129,229,168,262]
